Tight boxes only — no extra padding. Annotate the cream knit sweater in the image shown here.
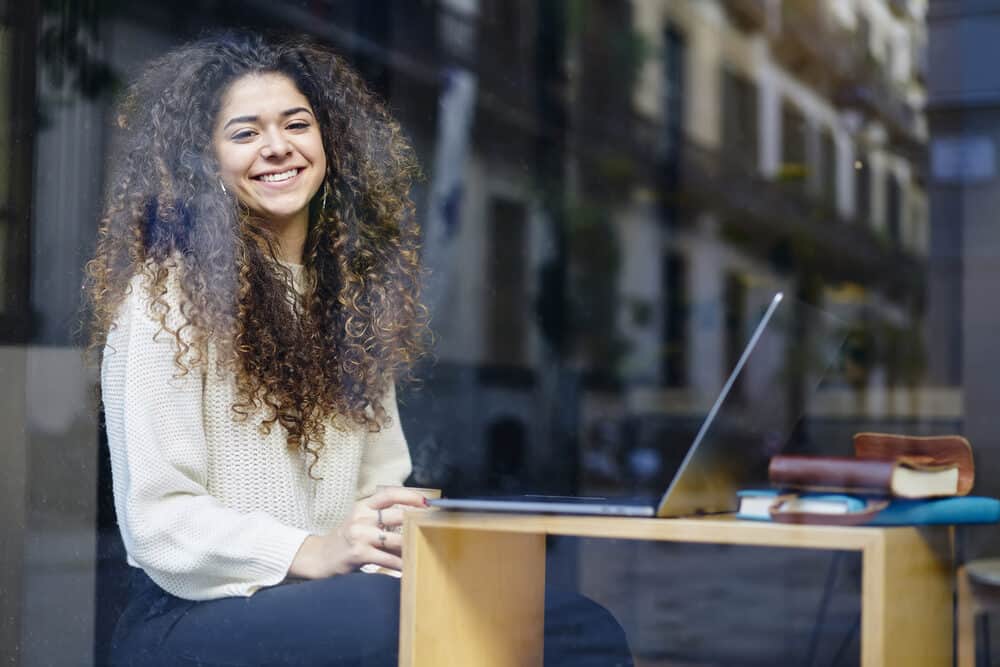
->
[101,267,411,601]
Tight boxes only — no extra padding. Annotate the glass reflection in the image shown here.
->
[4,2,973,666]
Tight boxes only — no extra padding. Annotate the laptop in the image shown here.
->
[432,292,845,518]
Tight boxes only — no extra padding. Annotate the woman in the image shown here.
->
[87,31,631,666]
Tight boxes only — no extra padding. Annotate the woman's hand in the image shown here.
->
[288,486,428,579]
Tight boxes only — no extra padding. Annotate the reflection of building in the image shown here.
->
[0,1,952,663]
[410,1,944,501]
[434,0,944,499]
[614,0,930,401]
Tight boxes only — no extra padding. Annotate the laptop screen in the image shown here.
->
[655,293,848,517]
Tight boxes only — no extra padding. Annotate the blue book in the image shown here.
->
[867,496,1000,526]
[736,489,867,521]
[736,489,1000,525]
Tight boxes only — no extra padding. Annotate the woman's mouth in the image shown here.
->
[253,167,302,183]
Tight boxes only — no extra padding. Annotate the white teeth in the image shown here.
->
[258,168,299,183]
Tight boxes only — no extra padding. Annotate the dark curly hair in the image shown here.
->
[85,31,428,467]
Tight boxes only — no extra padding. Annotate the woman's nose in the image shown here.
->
[260,129,291,158]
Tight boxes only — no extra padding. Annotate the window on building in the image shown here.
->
[486,197,528,366]
[723,271,747,399]
[857,13,872,60]
[662,251,689,387]
[855,149,871,223]
[1,6,33,344]
[0,26,12,326]
[721,67,759,173]
[820,126,837,208]
[780,100,808,194]
[660,22,686,226]
[662,23,686,155]
[886,171,902,246]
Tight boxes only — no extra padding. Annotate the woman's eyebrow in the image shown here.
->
[222,107,314,131]
[281,106,314,118]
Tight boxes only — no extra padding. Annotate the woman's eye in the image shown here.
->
[287,121,310,130]
[231,129,256,141]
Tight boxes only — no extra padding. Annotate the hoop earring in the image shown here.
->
[219,179,228,195]
[319,182,330,212]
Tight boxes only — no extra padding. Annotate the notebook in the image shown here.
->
[432,291,844,518]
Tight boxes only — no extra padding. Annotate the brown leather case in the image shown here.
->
[853,432,974,495]
[768,455,898,495]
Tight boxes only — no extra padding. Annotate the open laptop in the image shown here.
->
[432,292,844,518]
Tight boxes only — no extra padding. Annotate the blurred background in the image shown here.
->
[2,0,997,665]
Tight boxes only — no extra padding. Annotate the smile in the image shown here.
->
[254,168,302,183]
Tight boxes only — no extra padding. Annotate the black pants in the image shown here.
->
[111,569,633,666]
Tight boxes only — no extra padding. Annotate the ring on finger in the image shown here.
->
[378,530,387,547]
[376,508,385,530]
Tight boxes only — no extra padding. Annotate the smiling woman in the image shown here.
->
[88,30,427,472]
[83,31,432,665]
[82,30,632,667]
[214,73,327,262]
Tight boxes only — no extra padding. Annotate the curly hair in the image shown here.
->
[85,31,428,467]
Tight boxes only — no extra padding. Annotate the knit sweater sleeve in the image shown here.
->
[102,282,309,600]
[355,382,413,499]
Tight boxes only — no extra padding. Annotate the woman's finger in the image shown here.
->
[376,506,410,530]
[359,523,403,556]
[369,487,428,510]
[360,545,403,573]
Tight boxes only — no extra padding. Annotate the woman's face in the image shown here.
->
[213,72,327,231]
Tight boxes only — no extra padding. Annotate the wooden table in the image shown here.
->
[399,512,953,666]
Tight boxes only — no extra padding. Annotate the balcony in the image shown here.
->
[680,138,923,298]
[771,2,856,92]
[889,0,911,20]
[625,119,924,301]
[836,58,924,151]
[770,2,926,151]
[720,0,771,33]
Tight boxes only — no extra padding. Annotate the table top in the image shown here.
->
[408,510,940,551]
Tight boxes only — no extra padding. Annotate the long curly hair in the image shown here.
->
[85,31,428,465]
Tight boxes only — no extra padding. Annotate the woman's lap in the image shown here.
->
[112,572,399,666]
[112,570,632,666]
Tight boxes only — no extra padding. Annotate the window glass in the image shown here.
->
[4,1,996,665]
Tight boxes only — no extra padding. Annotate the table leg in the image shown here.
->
[860,528,953,667]
[956,566,978,667]
[400,524,546,667]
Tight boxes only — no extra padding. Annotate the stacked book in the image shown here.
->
[737,433,1000,525]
